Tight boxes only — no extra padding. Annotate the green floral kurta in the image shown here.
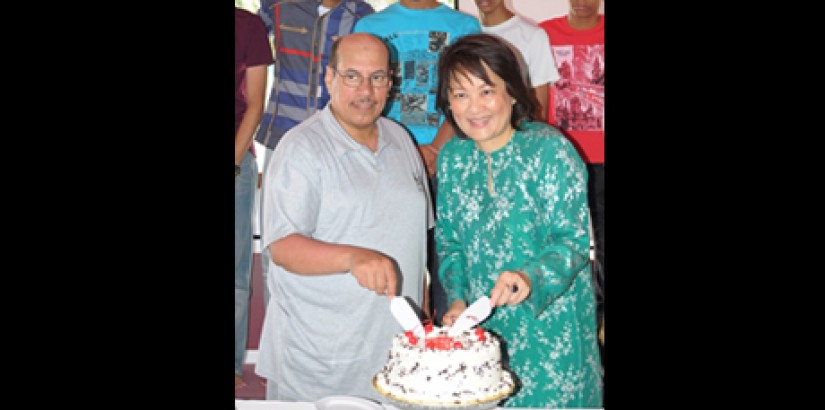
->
[436,121,602,408]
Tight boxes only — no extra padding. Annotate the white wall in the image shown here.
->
[459,0,604,25]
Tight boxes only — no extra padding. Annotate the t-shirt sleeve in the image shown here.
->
[528,28,559,86]
[262,135,321,248]
[246,13,274,67]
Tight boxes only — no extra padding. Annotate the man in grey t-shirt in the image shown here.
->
[255,33,432,402]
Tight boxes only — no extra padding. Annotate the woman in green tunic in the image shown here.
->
[434,34,602,408]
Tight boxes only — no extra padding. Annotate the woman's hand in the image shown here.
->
[489,270,530,307]
[440,300,467,326]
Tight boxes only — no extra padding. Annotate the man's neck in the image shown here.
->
[479,6,514,27]
[399,0,440,10]
[351,125,379,152]
[329,108,379,152]
[567,14,600,30]
[321,0,340,8]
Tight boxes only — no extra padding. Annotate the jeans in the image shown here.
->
[235,151,258,375]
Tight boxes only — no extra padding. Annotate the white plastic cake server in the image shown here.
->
[448,296,492,336]
[390,297,425,339]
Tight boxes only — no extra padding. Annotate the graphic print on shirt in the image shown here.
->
[384,30,448,130]
[551,44,604,132]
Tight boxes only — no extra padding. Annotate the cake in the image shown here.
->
[373,325,514,406]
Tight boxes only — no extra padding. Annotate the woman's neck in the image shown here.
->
[476,126,515,154]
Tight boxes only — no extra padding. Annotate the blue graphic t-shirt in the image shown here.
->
[353,4,481,145]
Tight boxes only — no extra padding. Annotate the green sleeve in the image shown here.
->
[519,136,592,318]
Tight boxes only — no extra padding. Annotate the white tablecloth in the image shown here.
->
[235,400,399,410]
[235,399,602,410]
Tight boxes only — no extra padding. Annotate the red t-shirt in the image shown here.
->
[235,8,275,156]
[540,15,604,164]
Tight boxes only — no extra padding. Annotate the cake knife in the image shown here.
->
[448,296,492,336]
[389,297,425,339]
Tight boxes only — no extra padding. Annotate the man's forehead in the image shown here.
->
[337,56,389,71]
[339,40,386,57]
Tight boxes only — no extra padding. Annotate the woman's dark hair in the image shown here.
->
[436,34,536,139]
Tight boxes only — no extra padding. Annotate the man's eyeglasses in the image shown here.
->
[332,67,391,88]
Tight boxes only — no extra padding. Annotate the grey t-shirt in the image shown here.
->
[256,105,432,402]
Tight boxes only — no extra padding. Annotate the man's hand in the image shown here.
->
[348,248,400,297]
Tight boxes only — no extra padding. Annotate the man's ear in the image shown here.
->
[324,66,334,91]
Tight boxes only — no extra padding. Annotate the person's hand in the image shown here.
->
[418,144,438,178]
[348,248,400,297]
[489,270,530,307]
[440,300,468,326]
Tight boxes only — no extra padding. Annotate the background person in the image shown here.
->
[474,0,559,121]
[540,0,605,345]
[235,5,274,390]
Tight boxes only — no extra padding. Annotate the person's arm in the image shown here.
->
[419,121,455,178]
[270,233,399,297]
[235,64,268,165]
[430,120,455,155]
[533,83,549,122]
[530,26,557,123]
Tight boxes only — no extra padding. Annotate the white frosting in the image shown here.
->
[374,326,514,405]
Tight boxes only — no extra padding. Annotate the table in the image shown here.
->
[235,399,602,410]
[235,400,400,410]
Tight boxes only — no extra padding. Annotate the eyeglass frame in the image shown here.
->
[330,67,392,88]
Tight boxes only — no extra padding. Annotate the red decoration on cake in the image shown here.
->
[404,331,418,345]
[404,326,489,349]
[425,335,456,350]
[423,317,434,334]
[475,327,487,342]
